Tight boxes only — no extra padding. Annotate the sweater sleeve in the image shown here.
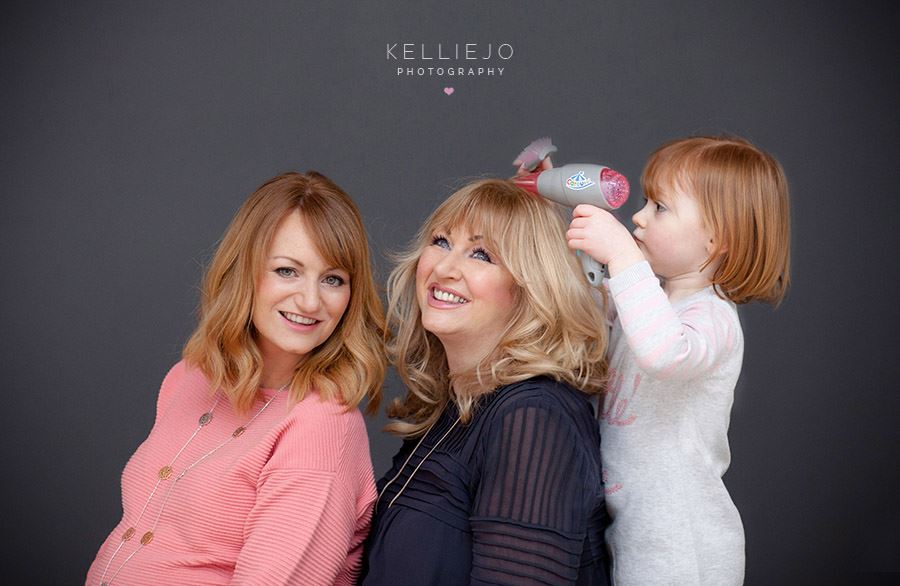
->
[609,261,738,381]
[230,409,376,586]
[469,392,595,585]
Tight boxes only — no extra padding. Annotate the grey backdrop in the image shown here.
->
[2,1,898,584]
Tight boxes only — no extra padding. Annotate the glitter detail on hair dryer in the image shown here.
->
[600,168,629,209]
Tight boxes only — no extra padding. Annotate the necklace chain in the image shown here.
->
[376,408,462,512]
[98,384,288,586]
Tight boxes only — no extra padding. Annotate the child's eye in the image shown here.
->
[322,274,346,287]
[655,202,667,213]
[275,267,297,278]
[431,235,451,249]
[472,248,493,263]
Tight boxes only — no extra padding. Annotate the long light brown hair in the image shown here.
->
[385,179,608,437]
[643,135,791,306]
[183,171,386,413]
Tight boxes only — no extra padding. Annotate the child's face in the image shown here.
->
[631,183,717,281]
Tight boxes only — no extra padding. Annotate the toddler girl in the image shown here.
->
[566,135,791,585]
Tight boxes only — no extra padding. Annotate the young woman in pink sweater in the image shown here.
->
[87,172,386,586]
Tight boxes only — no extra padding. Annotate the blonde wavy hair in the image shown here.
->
[385,179,608,437]
[183,171,386,414]
[643,135,791,306]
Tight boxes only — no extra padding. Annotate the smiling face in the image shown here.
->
[415,224,518,371]
[631,181,718,282]
[251,210,351,379]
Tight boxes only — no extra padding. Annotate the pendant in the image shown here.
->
[198,412,213,426]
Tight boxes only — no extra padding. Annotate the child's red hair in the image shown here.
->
[642,136,791,305]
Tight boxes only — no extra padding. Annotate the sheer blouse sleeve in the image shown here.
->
[470,393,597,585]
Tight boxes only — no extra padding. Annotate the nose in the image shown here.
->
[293,279,322,314]
[632,202,649,228]
[433,250,462,280]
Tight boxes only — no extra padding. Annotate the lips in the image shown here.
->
[279,311,318,325]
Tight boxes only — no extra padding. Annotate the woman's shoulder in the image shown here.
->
[154,359,209,422]
[275,393,371,466]
[157,359,217,395]
[485,376,594,424]
[475,377,601,462]
[265,396,374,494]
[288,390,367,429]
[493,376,587,404]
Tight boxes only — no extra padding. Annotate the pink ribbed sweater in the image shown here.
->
[86,360,377,586]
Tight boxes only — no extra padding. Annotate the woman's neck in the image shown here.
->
[444,347,478,378]
[258,352,300,389]
[442,336,498,389]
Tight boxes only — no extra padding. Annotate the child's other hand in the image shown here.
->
[567,204,645,277]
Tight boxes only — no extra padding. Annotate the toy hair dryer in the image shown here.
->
[512,138,630,286]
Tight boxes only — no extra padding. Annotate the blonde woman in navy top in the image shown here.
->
[361,179,611,585]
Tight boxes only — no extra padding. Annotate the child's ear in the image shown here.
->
[706,237,727,256]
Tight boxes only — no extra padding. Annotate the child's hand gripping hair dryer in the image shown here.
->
[512,137,630,286]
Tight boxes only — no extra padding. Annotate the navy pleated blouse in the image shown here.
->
[361,377,610,585]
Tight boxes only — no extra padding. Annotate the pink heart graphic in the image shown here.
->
[443,87,455,95]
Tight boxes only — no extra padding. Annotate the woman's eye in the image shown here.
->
[275,267,297,278]
[323,275,345,287]
[472,248,493,263]
[431,235,450,249]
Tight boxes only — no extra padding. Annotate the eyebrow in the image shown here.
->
[272,255,304,266]
[270,256,347,273]
[440,228,483,242]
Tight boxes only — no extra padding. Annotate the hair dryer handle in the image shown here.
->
[577,250,607,287]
